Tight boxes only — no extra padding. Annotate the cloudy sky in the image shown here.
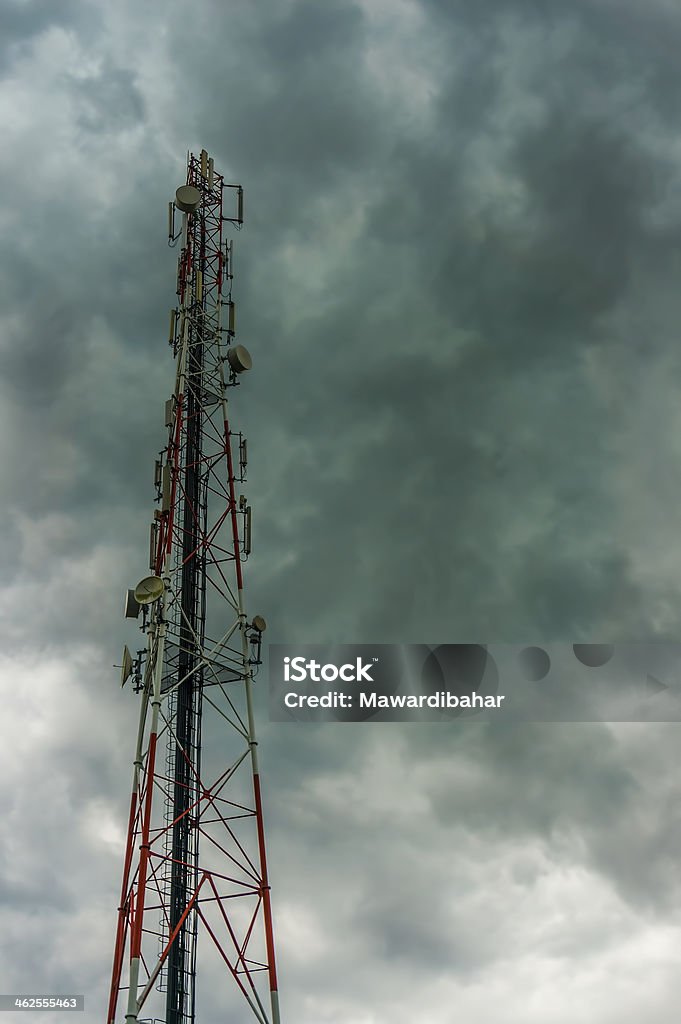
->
[3,0,681,1020]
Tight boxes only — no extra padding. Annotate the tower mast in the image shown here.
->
[107,150,280,1024]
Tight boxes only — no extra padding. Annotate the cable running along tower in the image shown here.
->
[107,150,281,1024]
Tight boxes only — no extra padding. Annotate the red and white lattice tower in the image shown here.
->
[107,150,281,1024]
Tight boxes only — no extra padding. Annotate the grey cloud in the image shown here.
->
[3,0,681,1020]
[69,63,146,134]
[0,0,99,75]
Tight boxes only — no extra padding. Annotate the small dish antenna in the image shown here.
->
[252,615,267,633]
[227,344,252,374]
[120,645,133,687]
[175,185,201,214]
[133,575,165,605]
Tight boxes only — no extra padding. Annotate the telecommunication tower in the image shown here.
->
[107,150,281,1024]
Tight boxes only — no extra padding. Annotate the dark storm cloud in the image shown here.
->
[69,62,146,134]
[3,0,680,647]
[227,0,681,648]
[0,299,85,411]
[165,1,390,239]
[423,722,636,839]
[0,0,99,74]
[409,717,681,914]
[4,0,681,1020]
[507,115,666,318]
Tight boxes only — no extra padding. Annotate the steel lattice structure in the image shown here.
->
[107,150,280,1024]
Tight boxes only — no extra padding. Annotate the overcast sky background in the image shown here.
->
[3,0,681,1020]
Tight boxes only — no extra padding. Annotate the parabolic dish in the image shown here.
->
[134,575,165,605]
[121,645,133,687]
[227,344,252,374]
[175,185,201,214]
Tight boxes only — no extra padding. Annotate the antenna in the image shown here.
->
[244,505,252,555]
[227,343,252,373]
[120,645,133,687]
[132,575,165,605]
[123,589,140,619]
[175,184,201,213]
